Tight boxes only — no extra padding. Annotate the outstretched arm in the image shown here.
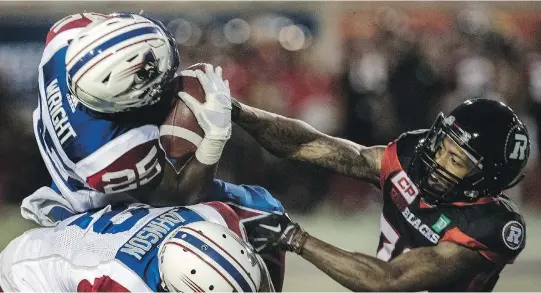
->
[233,102,385,185]
[251,215,492,292]
[294,234,489,292]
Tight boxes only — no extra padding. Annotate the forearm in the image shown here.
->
[233,102,383,183]
[173,156,217,205]
[299,235,393,292]
[295,234,481,292]
[234,102,321,159]
[149,157,216,206]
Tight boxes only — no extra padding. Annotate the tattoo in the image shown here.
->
[236,103,384,185]
[294,138,384,185]
[300,235,490,292]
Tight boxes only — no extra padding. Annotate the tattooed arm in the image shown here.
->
[233,102,385,186]
[295,234,490,292]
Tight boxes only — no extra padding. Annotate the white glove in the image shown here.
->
[178,64,232,141]
[177,64,232,165]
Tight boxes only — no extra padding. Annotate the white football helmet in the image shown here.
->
[158,221,264,292]
[65,12,179,113]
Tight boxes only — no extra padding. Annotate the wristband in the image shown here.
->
[195,137,226,165]
[293,231,309,255]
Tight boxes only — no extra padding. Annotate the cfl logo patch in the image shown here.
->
[509,133,528,160]
[391,171,419,204]
[502,220,524,250]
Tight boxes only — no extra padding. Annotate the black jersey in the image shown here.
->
[376,130,526,291]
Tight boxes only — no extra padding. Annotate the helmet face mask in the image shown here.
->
[409,99,530,205]
[413,113,484,204]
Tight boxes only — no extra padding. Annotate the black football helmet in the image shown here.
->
[409,98,530,204]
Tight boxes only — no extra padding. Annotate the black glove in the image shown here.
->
[244,213,303,253]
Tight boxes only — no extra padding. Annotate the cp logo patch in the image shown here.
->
[502,221,524,250]
[391,170,419,204]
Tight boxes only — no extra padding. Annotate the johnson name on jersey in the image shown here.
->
[376,131,526,291]
[31,13,172,219]
[0,201,263,292]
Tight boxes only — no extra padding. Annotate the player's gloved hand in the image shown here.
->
[178,63,232,165]
[178,63,232,141]
[246,213,308,254]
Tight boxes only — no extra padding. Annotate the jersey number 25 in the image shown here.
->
[101,146,162,194]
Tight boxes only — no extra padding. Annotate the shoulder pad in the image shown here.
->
[395,129,428,168]
[458,200,526,261]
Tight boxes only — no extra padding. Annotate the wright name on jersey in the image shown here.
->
[28,13,174,225]
[376,131,526,291]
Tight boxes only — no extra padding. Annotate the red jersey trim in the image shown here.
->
[450,196,498,207]
[440,227,513,264]
[77,275,130,292]
[203,201,243,238]
[380,141,402,188]
[46,15,92,45]
[86,140,165,194]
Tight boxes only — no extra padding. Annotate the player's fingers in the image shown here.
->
[177,92,200,112]
[204,63,216,78]
[215,66,229,92]
[195,70,214,93]
[213,66,222,84]
[224,80,231,94]
[211,64,225,87]
[179,69,197,78]
[203,64,218,85]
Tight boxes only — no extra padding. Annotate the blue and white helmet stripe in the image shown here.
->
[67,25,160,79]
[174,229,255,292]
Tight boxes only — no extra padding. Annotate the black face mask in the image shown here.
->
[409,113,484,205]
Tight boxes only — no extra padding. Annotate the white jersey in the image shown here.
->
[1,199,257,292]
[27,13,170,225]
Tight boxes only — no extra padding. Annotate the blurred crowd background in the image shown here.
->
[1,2,541,291]
[2,1,541,214]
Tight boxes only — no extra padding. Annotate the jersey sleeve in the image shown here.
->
[379,140,400,188]
[84,139,165,194]
[206,179,285,214]
[440,212,526,264]
[71,124,164,195]
[199,201,243,237]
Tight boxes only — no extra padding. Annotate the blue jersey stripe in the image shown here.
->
[36,117,81,192]
[68,26,159,78]
[177,231,252,292]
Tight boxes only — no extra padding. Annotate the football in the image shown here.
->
[160,63,207,169]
